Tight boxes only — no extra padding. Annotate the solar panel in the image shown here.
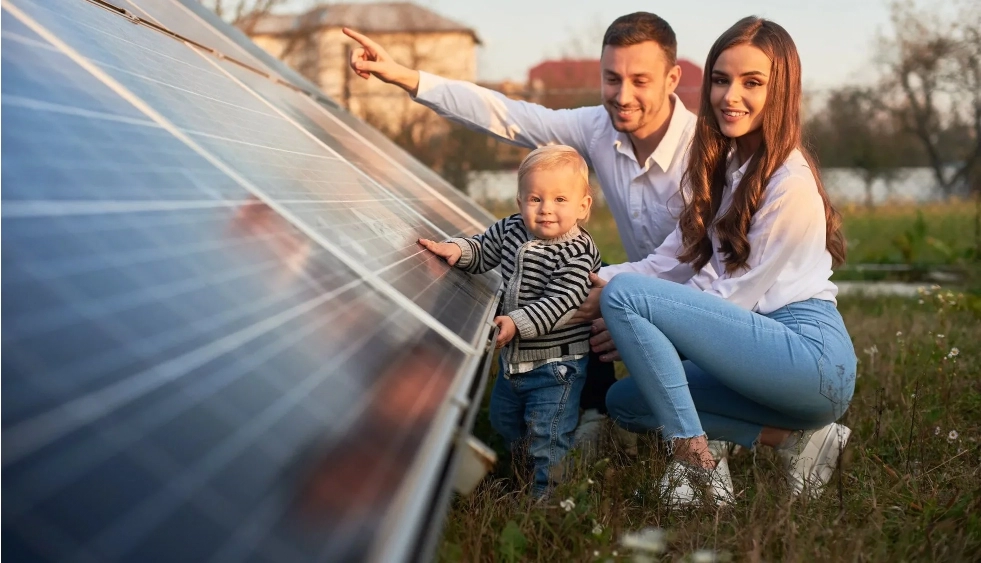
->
[1,1,502,561]
[127,0,500,230]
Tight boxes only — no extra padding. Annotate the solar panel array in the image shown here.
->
[1,1,502,561]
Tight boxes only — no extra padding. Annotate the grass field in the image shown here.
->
[438,202,980,562]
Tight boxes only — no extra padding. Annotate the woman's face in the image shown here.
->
[710,44,771,143]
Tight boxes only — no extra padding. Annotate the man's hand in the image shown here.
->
[568,273,607,324]
[494,315,517,347]
[343,28,421,94]
[589,318,621,362]
[418,238,462,266]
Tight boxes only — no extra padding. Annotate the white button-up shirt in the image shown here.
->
[599,149,838,314]
[414,71,697,262]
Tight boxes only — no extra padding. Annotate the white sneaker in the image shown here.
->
[574,408,608,460]
[707,440,735,460]
[779,423,851,498]
[660,458,734,507]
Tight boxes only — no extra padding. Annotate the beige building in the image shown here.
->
[246,2,480,140]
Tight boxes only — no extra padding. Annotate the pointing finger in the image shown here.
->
[342,27,383,54]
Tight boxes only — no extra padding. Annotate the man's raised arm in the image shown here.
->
[344,28,594,157]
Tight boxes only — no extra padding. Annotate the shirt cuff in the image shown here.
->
[446,238,473,268]
[413,71,444,101]
[508,309,538,339]
[597,264,622,282]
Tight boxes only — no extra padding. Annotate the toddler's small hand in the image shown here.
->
[494,315,516,348]
[418,238,461,266]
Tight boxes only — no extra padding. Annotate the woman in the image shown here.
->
[593,17,857,505]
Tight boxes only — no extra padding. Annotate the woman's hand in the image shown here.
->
[568,273,606,324]
[494,315,517,347]
[343,28,421,95]
[418,238,462,266]
[589,318,621,362]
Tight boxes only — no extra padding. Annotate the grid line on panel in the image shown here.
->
[4,0,478,356]
[153,297,423,563]
[3,275,354,465]
[195,53,455,242]
[7,243,299,341]
[90,0,495,236]
[293,84,493,232]
[99,0,492,235]
[6,278,361,517]
[210,57,481,242]
[0,197,351,220]
[4,25,64,50]
[2,94,158,127]
[67,304,364,562]
[5,195,353,400]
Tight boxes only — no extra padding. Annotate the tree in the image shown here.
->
[878,0,981,197]
[807,87,919,207]
[203,0,287,34]
[203,1,322,79]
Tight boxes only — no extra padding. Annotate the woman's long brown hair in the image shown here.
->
[677,17,846,273]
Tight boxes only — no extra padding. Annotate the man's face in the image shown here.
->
[600,42,680,138]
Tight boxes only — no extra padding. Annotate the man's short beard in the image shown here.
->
[605,104,645,134]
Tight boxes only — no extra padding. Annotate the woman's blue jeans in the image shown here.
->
[600,274,857,449]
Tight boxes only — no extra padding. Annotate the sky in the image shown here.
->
[281,0,901,92]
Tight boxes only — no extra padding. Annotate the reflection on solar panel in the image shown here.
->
[1,1,502,561]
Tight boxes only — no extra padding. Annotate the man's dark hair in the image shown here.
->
[602,12,677,65]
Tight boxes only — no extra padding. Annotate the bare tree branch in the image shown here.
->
[879,0,981,195]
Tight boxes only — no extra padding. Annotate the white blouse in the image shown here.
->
[598,149,838,314]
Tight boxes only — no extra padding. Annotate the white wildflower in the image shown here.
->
[592,520,603,536]
[896,331,903,338]
[863,345,879,356]
[588,478,595,485]
[692,550,718,563]
[612,551,619,556]
[931,284,941,290]
[593,550,600,557]
[948,430,959,441]
[937,334,945,339]
[918,299,925,305]
[620,527,666,554]
[948,347,959,358]
[935,426,941,436]
[559,498,575,512]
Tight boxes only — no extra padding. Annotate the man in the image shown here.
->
[344,13,697,448]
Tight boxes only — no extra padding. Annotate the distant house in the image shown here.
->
[528,59,602,109]
[675,60,704,110]
[525,58,703,111]
[245,2,480,139]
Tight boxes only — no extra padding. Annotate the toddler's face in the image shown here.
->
[516,167,592,240]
